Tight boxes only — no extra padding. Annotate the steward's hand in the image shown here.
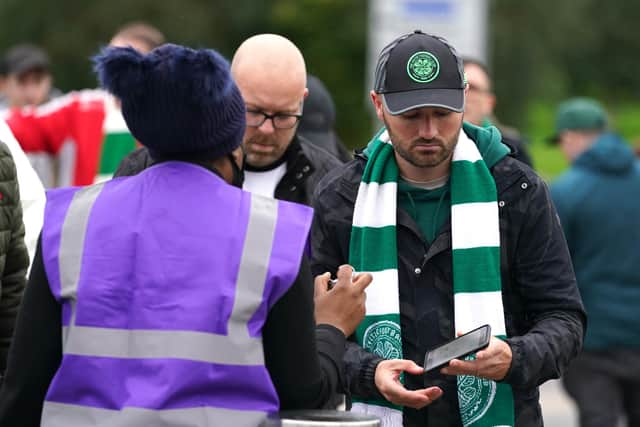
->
[314,265,372,336]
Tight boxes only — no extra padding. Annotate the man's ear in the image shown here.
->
[488,93,497,112]
[370,90,385,122]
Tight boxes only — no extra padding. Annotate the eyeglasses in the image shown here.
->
[467,83,491,94]
[245,109,303,129]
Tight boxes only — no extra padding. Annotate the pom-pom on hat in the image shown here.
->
[93,43,245,160]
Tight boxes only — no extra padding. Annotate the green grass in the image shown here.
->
[529,143,568,182]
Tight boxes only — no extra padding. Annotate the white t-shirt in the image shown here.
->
[243,162,287,198]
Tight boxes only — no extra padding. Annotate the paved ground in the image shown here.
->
[541,380,628,427]
[539,379,578,427]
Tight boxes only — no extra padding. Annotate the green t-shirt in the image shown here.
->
[398,180,450,243]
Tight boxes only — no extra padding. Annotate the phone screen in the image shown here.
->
[424,325,491,372]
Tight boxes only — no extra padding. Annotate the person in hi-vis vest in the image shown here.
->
[0,43,372,427]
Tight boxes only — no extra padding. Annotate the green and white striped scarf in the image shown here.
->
[349,127,514,427]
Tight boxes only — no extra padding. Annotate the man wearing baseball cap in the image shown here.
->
[550,98,640,427]
[311,30,585,426]
[548,97,608,151]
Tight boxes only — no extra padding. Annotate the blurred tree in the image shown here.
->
[1,0,639,150]
[263,0,370,148]
[491,0,640,131]
[0,0,369,149]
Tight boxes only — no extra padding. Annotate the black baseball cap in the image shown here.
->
[374,30,466,114]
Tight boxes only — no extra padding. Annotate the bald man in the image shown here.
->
[115,34,342,206]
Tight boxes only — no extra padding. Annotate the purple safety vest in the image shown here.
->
[39,161,313,427]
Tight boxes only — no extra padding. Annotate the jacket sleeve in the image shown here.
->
[113,147,154,178]
[5,91,105,156]
[502,177,586,390]
[6,99,74,155]
[0,144,29,372]
[309,178,352,278]
[262,256,347,409]
[549,178,577,255]
[0,238,62,427]
[310,187,385,402]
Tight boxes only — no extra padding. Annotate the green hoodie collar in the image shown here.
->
[481,117,493,128]
[462,121,510,168]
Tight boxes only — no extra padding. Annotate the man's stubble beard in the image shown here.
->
[383,117,460,169]
[243,132,291,168]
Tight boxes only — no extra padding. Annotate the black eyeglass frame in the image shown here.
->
[245,108,303,129]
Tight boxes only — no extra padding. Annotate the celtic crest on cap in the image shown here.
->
[406,51,439,83]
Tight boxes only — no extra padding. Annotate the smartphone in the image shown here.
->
[423,324,491,372]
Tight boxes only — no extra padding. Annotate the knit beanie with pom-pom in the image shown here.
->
[93,43,245,160]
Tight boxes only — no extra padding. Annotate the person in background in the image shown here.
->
[115,34,342,206]
[0,119,45,269]
[462,57,533,167]
[0,44,61,110]
[0,44,63,186]
[4,22,164,187]
[0,141,29,377]
[298,74,352,162]
[311,30,585,426]
[550,97,640,427]
[0,42,372,427]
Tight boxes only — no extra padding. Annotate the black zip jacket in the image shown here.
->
[114,135,343,206]
[310,151,586,427]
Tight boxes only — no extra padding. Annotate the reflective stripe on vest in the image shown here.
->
[42,401,268,427]
[58,183,105,344]
[58,186,277,366]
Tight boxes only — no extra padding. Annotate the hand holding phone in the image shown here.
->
[423,324,491,372]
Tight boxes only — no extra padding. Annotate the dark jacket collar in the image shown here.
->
[285,136,315,178]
